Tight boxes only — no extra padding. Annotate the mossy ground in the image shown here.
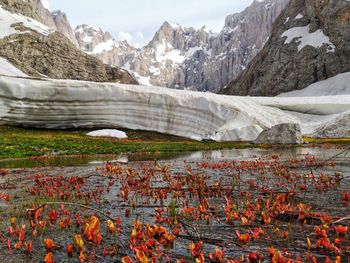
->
[1,126,349,159]
[0,126,251,159]
[303,137,350,144]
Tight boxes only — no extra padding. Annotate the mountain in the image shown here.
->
[0,0,137,84]
[74,24,137,67]
[74,0,289,92]
[0,0,78,46]
[222,0,350,96]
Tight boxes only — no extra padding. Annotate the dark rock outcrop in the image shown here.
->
[222,0,350,96]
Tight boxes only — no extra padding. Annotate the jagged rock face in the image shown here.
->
[192,0,289,92]
[75,24,113,52]
[0,0,78,46]
[50,10,79,47]
[129,22,212,87]
[222,0,350,96]
[75,0,289,91]
[74,25,137,67]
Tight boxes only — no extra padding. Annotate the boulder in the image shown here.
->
[255,123,303,144]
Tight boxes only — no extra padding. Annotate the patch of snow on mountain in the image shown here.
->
[169,23,181,29]
[93,39,116,54]
[149,66,161,76]
[83,35,93,43]
[155,40,185,66]
[133,72,151,86]
[294,13,304,19]
[278,72,350,97]
[281,24,335,52]
[0,5,53,39]
[41,0,50,10]
[0,57,28,77]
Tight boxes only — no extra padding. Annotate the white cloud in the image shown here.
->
[41,0,50,10]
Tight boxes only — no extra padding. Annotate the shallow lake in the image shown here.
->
[0,146,349,262]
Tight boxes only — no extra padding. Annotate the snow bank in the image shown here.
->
[278,72,350,97]
[0,5,53,40]
[86,129,128,139]
[281,24,335,52]
[252,95,350,115]
[0,57,28,77]
[0,76,349,141]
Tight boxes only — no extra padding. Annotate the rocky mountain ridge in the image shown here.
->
[0,0,78,45]
[74,24,138,68]
[74,0,289,92]
[0,0,137,84]
[222,0,350,96]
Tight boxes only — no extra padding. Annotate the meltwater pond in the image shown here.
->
[0,146,345,169]
[0,146,349,262]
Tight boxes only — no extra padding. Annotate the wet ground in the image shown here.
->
[0,146,349,262]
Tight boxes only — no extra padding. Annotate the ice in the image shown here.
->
[0,76,349,141]
[86,129,128,139]
[0,57,28,77]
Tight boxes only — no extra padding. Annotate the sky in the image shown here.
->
[45,0,255,48]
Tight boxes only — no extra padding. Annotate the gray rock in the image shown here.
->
[255,123,303,144]
[222,0,350,96]
[51,10,79,47]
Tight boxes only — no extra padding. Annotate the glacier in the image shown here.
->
[0,75,349,141]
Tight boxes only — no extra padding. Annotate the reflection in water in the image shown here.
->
[0,145,348,263]
[0,146,345,169]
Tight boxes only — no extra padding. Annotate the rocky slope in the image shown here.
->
[75,0,289,92]
[222,0,350,96]
[0,0,78,46]
[0,0,137,84]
